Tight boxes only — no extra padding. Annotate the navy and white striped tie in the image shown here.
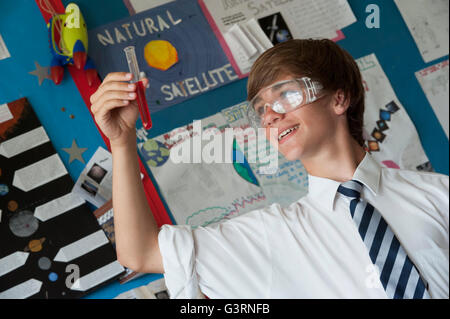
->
[337,180,430,299]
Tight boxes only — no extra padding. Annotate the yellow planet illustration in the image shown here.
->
[144,40,178,71]
[24,237,46,252]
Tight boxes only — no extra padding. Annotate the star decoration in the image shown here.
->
[62,139,88,164]
[29,61,51,86]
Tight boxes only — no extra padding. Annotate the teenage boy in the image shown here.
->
[89,39,449,299]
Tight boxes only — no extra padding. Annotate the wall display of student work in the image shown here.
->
[0,0,448,299]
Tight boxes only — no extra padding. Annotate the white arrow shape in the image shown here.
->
[0,126,49,158]
[34,192,85,222]
[70,261,124,291]
[13,153,68,192]
[0,279,42,299]
[0,251,30,277]
[53,230,109,262]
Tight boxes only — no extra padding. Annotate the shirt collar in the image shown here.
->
[307,153,381,211]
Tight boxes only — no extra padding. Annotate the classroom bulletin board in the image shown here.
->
[0,0,448,299]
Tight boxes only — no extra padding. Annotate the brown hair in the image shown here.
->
[247,39,365,146]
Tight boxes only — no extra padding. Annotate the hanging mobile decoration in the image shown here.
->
[40,0,98,86]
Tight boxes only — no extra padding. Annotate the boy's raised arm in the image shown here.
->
[90,72,164,274]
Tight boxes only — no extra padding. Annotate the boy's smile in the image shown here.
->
[259,76,334,161]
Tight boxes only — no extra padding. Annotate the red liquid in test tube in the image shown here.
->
[135,80,152,129]
[124,46,152,130]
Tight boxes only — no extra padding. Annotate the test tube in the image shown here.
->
[123,46,152,130]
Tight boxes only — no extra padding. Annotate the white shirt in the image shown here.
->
[158,153,449,299]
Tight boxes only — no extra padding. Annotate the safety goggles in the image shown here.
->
[247,77,325,128]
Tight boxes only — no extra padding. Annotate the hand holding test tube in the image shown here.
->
[124,46,152,130]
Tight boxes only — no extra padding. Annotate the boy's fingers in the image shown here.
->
[103,72,133,85]
[91,73,133,103]
[91,82,136,104]
[91,91,136,114]
[94,100,129,123]
[102,81,136,93]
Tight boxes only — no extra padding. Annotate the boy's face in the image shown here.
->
[260,75,337,161]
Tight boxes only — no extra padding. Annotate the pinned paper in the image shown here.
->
[357,53,431,170]
[394,0,449,63]
[416,60,449,138]
[53,230,109,262]
[0,97,122,298]
[72,147,113,208]
[200,0,356,75]
[142,112,270,227]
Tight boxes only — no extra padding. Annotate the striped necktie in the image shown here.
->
[337,180,430,299]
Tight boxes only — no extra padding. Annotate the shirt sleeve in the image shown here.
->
[398,171,449,298]
[158,209,272,299]
[158,224,203,299]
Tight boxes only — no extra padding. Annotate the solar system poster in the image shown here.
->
[0,98,124,298]
[88,0,239,114]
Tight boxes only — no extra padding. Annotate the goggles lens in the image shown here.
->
[247,77,324,128]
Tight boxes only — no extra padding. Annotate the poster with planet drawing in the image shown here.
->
[0,98,124,298]
[139,112,270,228]
[88,0,238,115]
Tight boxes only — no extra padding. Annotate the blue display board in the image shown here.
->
[0,0,448,299]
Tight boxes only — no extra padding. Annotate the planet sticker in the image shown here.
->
[48,272,58,282]
[24,237,46,252]
[140,139,170,167]
[38,257,52,270]
[8,200,18,211]
[9,210,39,237]
[0,184,8,196]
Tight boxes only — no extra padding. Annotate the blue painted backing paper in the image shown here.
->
[87,0,238,114]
